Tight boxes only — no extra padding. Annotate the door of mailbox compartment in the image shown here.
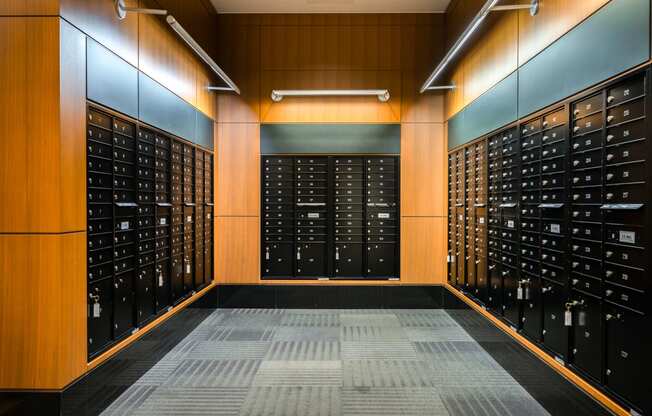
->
[570,291,602,383]
[87,278,113,357]
[542,279,568,359]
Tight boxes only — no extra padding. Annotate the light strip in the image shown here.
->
[419,0,499,93]
[166,15,241,95]
[270,89,390,102]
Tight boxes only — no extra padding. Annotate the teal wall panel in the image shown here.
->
[518,0,650,118]
[448,0,650,149]
[86,39,138,119]
[261,124,400,154]
[447,72,518,149]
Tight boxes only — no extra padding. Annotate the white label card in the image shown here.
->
[158,273,164,287]
[93,302,101,318]
[120,221,129,230]
[186,264,191,274]
[308,213,319,218]
[479,217,485,224]
[550,224,560,234]
[160,218,167,225]
[507,220,515,229]
[378,213,390,219]
[564,310,572,327]
[619,231,636,244]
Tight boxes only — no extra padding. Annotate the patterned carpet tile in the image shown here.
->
[252,361,342,387]
[239,386,340,416]
[130,387,248,416]
[341,387,449,416]
[342,360,433,388]
[265,341,341,361]
[164,360,262,388]
[341,341,418,360]
[438,386,550,416]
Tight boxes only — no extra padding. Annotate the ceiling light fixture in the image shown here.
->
[420,0,538,93]
[166,16,241,95]
[270,89,391,102]
[114,0,167,19]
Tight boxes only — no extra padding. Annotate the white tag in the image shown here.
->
[297,251,301,260]
[187,215,192,223]
[619,231,636,244]
[446,255,451,263]
[479,217,485,224]
[550,224,560,234]
[517,287,523,300]
[186,264,191,274]
[335,250,340,260]
[265,251,270,260]
[120,221,129,230]
[507,220,515,229]
[378,213,390,219]
[93,302,101,318]
[564,310,572,327]
[308,213,319,218]
[160,218,167,225]
[158,273,164,287]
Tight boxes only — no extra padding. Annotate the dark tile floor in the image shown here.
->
[1,305,613,416]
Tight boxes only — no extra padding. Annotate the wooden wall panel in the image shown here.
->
[462,13,518,107]
[59,0,139,67]
[260,70,402,123]
[217,20,261,123]
[0,232,86,389]
[215,217,260,283]
[400,123,447,217]
[196,64,218,120]
[400,217,446,284]
[0,0,59,15]
[518,0,610,65]
[215,123,260,216]
[138,12,198,107]
[0,17,84,233]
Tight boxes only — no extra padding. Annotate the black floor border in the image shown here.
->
[203,284,460,309]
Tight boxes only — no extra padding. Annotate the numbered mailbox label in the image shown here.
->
[507,220,515,229]
[160,218,167,225]
[308,213,320,219]
[619,230,636,244]
[120,221,129,230]
[479,217,485,224]
[378,213,390,219]
[550,224,560,234]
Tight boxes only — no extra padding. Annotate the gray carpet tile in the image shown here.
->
[341,341,418,360]
[341,387,449,416]
[342,360,433,387]
[101,309,553,416]
[240,387,340,416]
[252,361,342,387]
[264,341,341,361]
[164,360,262,388]
[130,387,248,416]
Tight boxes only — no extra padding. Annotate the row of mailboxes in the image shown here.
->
[262,156,400,279]
[449,69,651,415]
[86,105,214,360]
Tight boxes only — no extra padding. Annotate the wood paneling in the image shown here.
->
[60,0,140,67]
[462,13,518,107]
[400,123,447,217]
[196,64,218,120]
[0,0,59,15]
[0,233,86,389]
[216,19,261,123]
[261,70,401,123]
[215,217,260,283]
[400,217,446,284]
[0,17,84,233]
[518,0,611,65]
[138,11,198,107]
[215,123,260,216]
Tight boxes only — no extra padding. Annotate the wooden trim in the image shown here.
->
[444,283,630,416]
[85,281,217,373]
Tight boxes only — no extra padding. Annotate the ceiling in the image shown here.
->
[209,0,451,14]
